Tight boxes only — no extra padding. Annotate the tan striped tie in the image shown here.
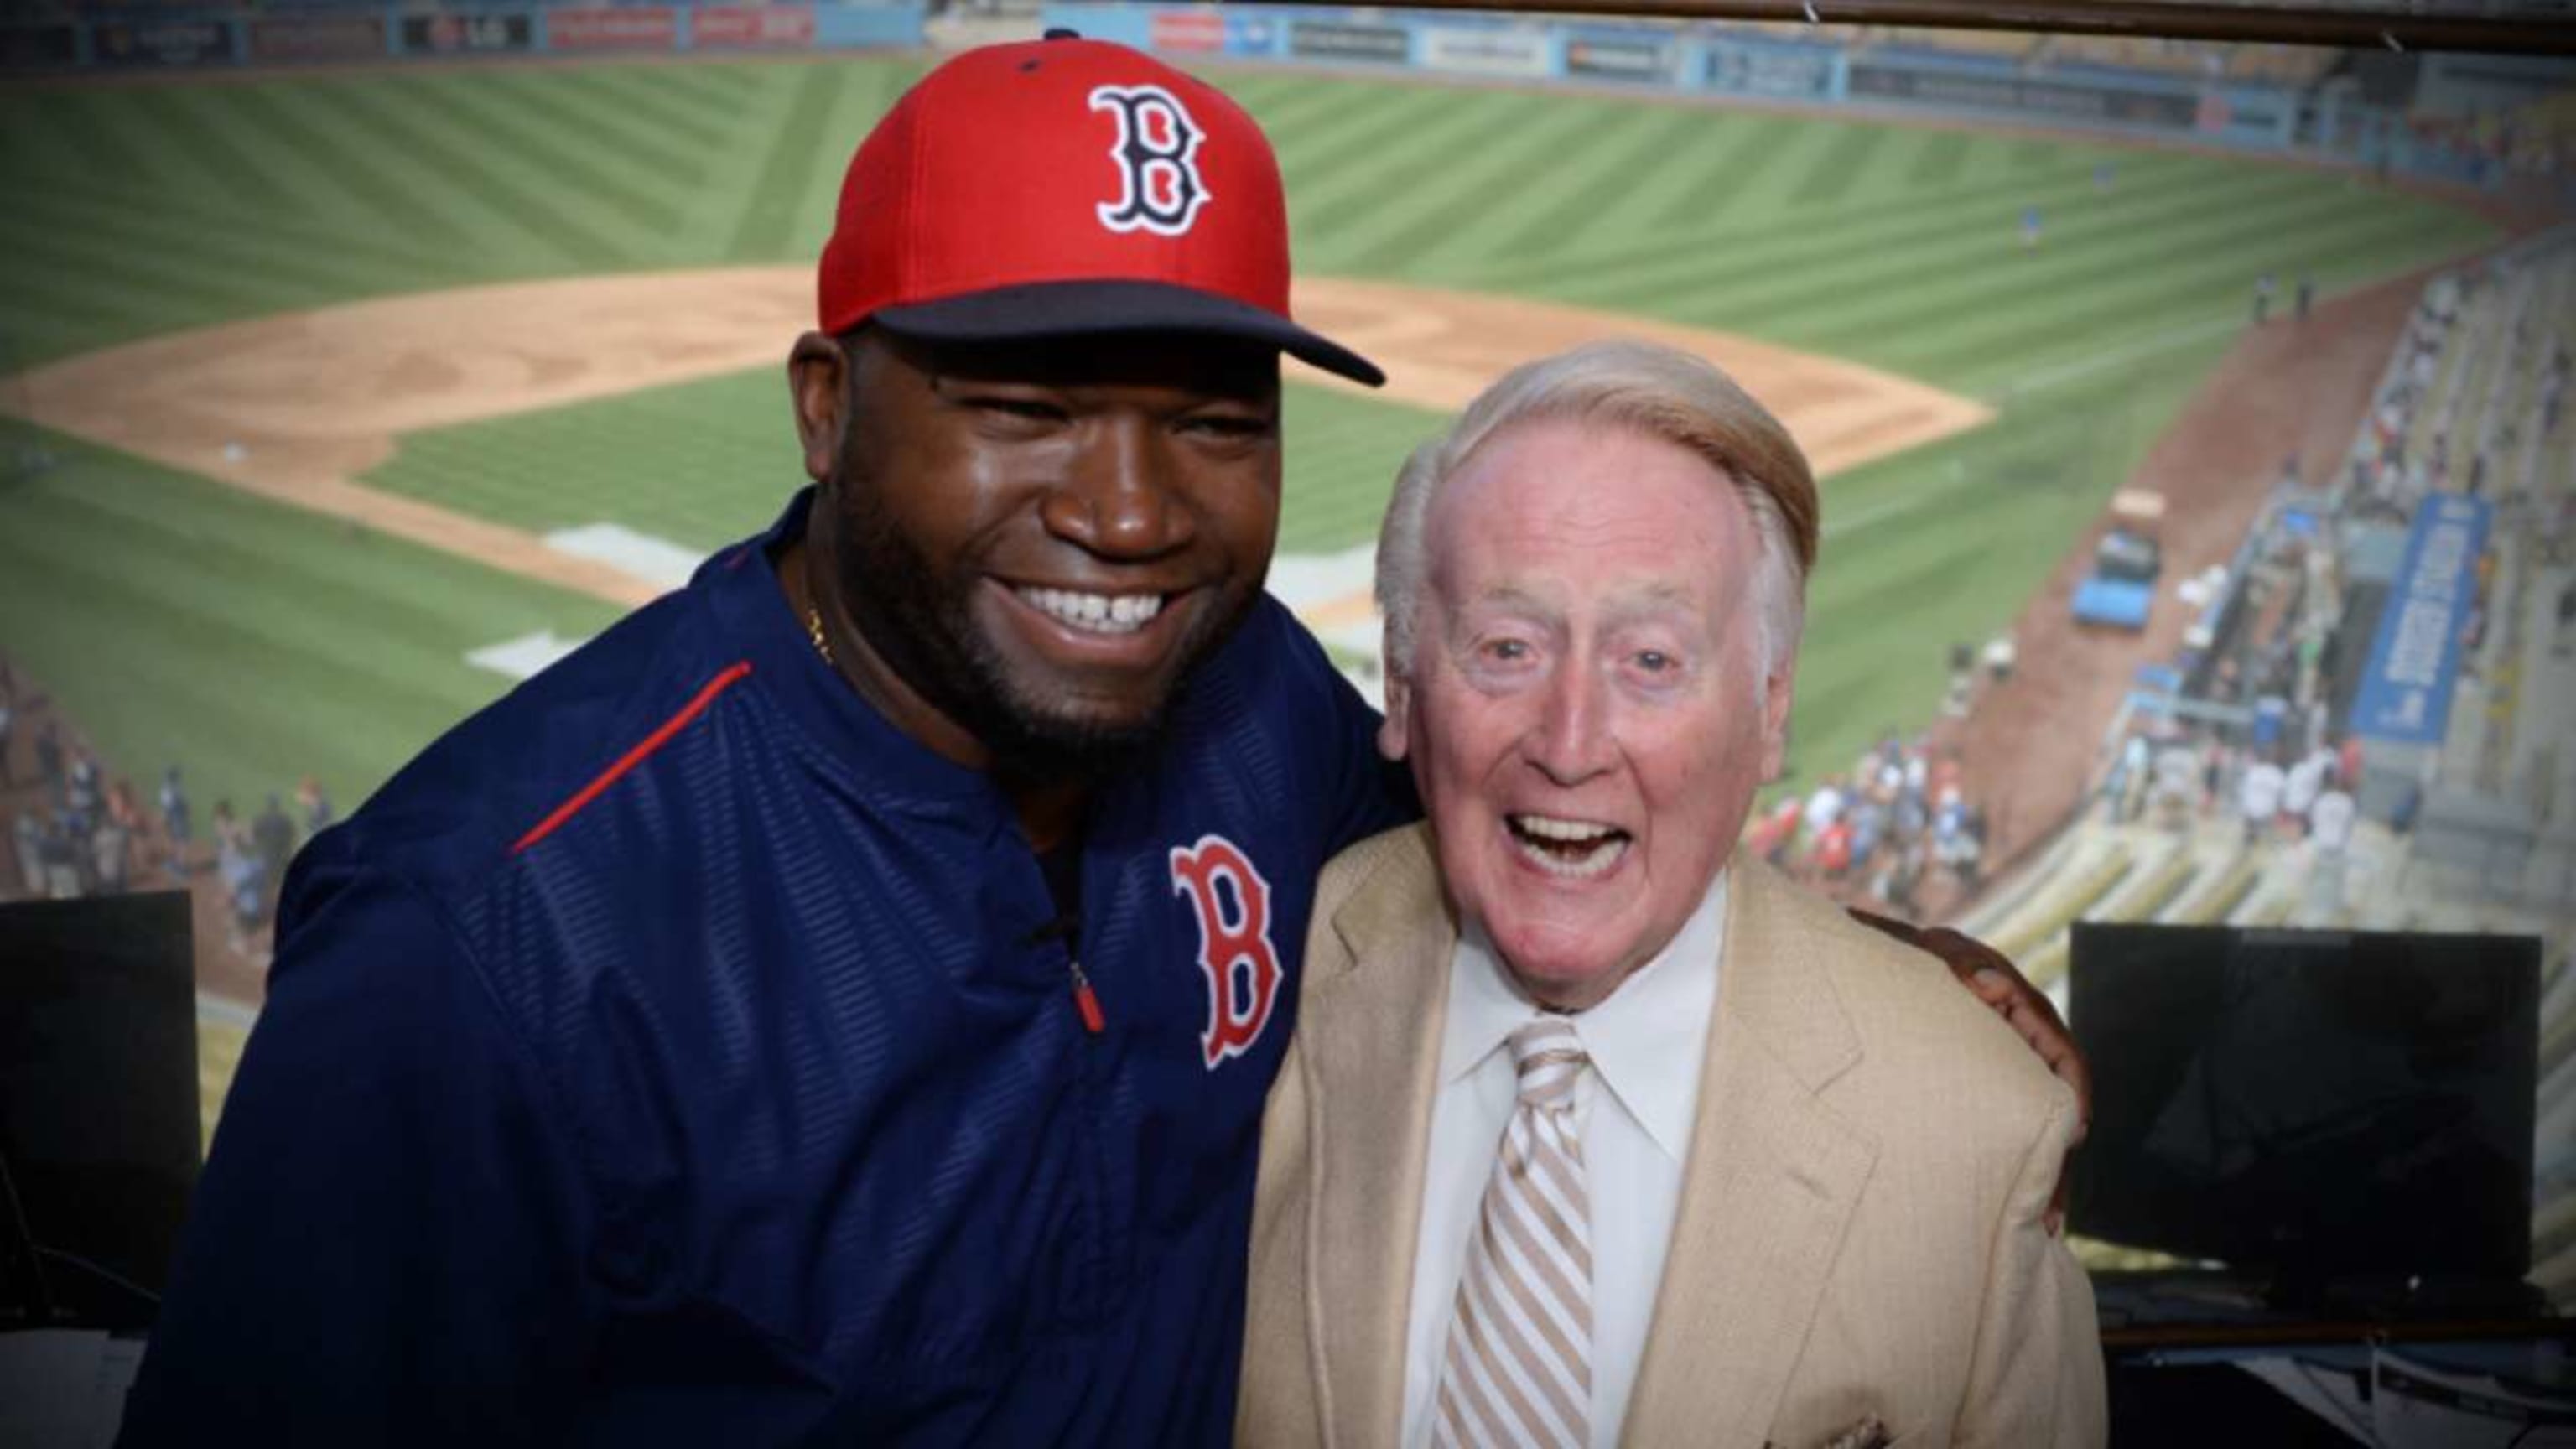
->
[1434,1017,1592,1449]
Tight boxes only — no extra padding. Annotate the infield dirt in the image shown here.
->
[3,269,1989,611]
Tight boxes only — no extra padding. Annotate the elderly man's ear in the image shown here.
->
[1758,657,1796,783]
[1377,654,1413,762]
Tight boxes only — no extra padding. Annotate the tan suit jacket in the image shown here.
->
[1238,824,2105,1449]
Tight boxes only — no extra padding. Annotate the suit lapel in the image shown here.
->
[1298,825,1453,1448]
[1619,860,1880,1449]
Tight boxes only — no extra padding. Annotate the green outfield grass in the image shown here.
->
[0,418,619,817]
[0,55,2501,810]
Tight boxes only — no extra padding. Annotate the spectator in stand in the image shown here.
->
[2106,734,2148,823]
[2283,749,2329,837]
[160,766,192,874]
[0,692,13,789]
[251,793,297,913]
[66,750,101,823]
[106,779,143,883]
[1874,735,1907,797]
[2145,739,2198,824]
[2310,781,2355,856]
[34,721,64,808]
[2239,753,2287,846]
[92,808,130,895]
[296,776,335,836]
[1933,785,1973,877]
[39,813,82,900]
[213,800,263,953]
[1815,815,1856,880]
[1848,792,1886,875]
[2306,780,2357,913]
[1959,804,1989,889]
[1748,797,1802,867]
[1880,839,1925,917]
[1803,772,1847,847]
[12,811,42,899]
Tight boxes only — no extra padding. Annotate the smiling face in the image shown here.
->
[1384,417,1794,1012]
[794,326,1282,776]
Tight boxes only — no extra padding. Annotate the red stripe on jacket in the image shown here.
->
[511,662,754,854]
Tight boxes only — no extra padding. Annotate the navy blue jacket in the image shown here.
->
[120,492,1413,1445]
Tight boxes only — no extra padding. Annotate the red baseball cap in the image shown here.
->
[818,33,1384,387]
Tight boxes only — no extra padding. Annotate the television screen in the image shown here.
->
[0,890,200,1329]
[2069,923,2539,1285]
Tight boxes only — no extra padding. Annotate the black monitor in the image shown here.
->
[0,890,200,1331]
[2068,922,2539,1303]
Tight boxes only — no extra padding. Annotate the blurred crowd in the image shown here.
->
[0,664,330,962]
[1748,731,1991,917]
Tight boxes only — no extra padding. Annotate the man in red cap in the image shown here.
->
[121,35,2075,1446]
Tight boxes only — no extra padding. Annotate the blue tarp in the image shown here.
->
[2073,576,2154,630]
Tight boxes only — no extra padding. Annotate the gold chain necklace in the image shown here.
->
[804,605,834,666]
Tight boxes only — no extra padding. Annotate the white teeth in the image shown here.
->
[1017,587,1164,635]
[1514,833,1628,879]
[1508,815,1628,880]
[1512,814,1618,843]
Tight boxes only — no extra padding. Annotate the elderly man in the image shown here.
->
[1239,341,2105,1449]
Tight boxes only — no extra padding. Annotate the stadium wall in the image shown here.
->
[1043,1,2300,150]
[0,1,923,73]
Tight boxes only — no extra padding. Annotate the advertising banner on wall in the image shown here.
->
[1287,18,1406,65]
[0,24,78,69]
[813,3,924,49]
[2350,493,2491,746]
[248,16,387,64]
[548,7,680,53]
[1417,24,1548,80]
[1846,63,2199,131]
[1149,8,1223,55]
[1563,31,1676,84]
[400,13,535,56]
[1704,40,1839,101]
[91,19,232,70]
[1223,11,1280,58]
[693,4,815,50]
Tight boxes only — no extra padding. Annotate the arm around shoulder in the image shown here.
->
[117,861,596,1446]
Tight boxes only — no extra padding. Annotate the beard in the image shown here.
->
[830,481,1242,783]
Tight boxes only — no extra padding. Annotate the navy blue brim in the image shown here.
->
[873,280,1385,388]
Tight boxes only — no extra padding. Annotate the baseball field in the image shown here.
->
[0,52,2503,826]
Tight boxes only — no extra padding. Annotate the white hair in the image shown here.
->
[1375,339,1820,688]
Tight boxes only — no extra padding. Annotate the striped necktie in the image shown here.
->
[1434,1016,1593,1448]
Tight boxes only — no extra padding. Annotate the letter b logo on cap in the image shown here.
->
[1089,84,1211,236]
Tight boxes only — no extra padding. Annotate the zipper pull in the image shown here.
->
[1069,958,1105,1035]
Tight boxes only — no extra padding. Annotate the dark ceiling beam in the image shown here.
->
[1248,2,2576,56]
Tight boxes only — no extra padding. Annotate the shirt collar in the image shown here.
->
[1440,870,1728,1163]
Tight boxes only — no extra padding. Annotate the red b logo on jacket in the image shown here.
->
[1169,834,1280,1070]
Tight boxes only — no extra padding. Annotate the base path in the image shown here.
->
[1289,277,1991,477]
[3,269,1989,611]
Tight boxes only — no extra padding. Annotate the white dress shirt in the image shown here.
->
[1398,873,1728,1449]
